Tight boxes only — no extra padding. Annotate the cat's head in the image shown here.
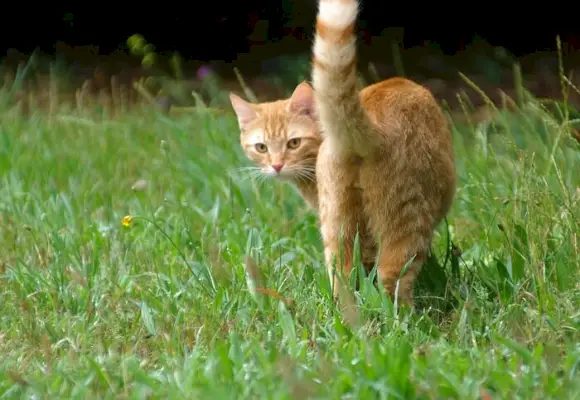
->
[229,82,321,182]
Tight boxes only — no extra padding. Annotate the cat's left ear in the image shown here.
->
[288,81,315,117]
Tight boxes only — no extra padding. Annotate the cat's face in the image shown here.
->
[230,82,321,182]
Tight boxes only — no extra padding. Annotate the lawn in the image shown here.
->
[0,70,579,399]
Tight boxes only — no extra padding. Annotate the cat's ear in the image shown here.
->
[229,93,258,129]
[288,81,315,117]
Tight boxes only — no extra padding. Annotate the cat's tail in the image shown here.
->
[312,0,378,157]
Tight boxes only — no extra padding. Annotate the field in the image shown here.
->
[0,56,580,399]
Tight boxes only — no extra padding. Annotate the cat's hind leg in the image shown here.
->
[316,143,365,297]
[360,170,434,307]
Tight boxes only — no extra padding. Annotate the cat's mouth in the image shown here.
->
[263,168,295,180]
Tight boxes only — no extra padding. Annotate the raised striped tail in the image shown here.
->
[312,0,376,156]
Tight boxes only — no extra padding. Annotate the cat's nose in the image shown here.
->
[272,164,284,173]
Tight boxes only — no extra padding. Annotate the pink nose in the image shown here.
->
[272,164,284,173]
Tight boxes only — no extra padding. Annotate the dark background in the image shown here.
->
[3,2,580,113]
[2,4,578,62]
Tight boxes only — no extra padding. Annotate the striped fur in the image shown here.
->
[229,83,322,210]
[312,0,377,157]
[312,0,456,306]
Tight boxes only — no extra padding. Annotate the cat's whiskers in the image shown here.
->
[283,164,316,183]
[230,166,260,175]
[229,166,271,183]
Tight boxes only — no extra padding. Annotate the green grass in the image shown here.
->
[0,82,579,399]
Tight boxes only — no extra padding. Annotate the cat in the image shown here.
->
[229,0,456,306]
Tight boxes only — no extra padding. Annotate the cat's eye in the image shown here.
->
[254,143,268,153]
[287,138,301,149]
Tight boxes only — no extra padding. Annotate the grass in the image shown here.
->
[0,64,579,399]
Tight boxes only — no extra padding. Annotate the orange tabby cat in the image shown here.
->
[230,0,456,306]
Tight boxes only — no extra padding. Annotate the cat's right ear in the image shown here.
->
[229,93,258,129]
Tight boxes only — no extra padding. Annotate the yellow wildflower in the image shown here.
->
[121,215,133,228]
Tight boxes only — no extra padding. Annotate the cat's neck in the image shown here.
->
[292,178,319,211]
